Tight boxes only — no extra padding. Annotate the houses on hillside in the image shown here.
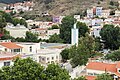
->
[4,1,34,13]
[86,61,120,80]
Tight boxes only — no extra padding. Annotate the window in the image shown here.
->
[5,48,7,51]
[30,46,32,52]
[13,49,20,52]
[47,58,49,60]
[4,62,10,66]
[52,57,54,60]
[88,73,94,76]
[56,56,58,59]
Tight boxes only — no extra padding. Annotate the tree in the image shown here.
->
[60,48,70,62]
[60,16,76,43]
[45,63,70,80]
[25,31,39,42]
[100,25,120,50]
[49,34,63,43]
[74,76,86,80]
[76,22,89,37]
[2,12,12,23]
[95,37,102,51]
[110,1,114,6]
[105,50,120,61]
[1,29,15,41]
[12,18,20,26]
[0,58,45,80]
[69,34,96,67]
[19,19,27,27]
[15,37,26,42]
[78,33,96,56]
[51,25,59,29]
[0,58,70,80]
[96,73,113,80]
[0,16,7,34]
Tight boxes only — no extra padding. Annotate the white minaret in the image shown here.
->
[71,22,78,46]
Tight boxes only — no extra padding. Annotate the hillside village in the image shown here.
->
[0,0,119,80]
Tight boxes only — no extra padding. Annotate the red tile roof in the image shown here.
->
[0,42,23,49]
[86,76,96,80]
[116,62,120,68]
[86,62,120,77]
[86,62,117,73]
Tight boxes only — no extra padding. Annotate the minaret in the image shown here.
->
[71,23,78,46]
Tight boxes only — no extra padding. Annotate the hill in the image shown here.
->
[31,0,111,16]
[0,0,28,3]
[29,0,119,16]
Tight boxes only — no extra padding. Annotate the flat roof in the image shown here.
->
[40,43,71,49]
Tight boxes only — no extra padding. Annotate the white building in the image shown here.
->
[87,9,93,18]
[0,51,21,68]
[90,26,102,38]
[16,42,41,54]
[101,9,110,18]
[96,7,103,17]
[47,29,60,36]
[5,24,29,38]
[35,49,62,64]
[0,41,23,54]
[74,15,81,21]
[115,10,120,17]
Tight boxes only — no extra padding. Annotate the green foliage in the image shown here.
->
[15,37,26,42]
[48,25,59,30]
[19,10,24,14]
[12,18,27,27]
[78,33,96,56]
[45,63,70,80]
[60,33,99,67]
[22,15,36,20]
[0,16,6,33]
[110,1,119,7]
[12,18,20,26]
[100,25,120,50]
[105,50,120,61]
[25,31,39,42]
[97,1,100,4]
[10,11,16,16]
[95,37,102,51]
[19,19,27,27]
[2,12,12,23]
[110,1,114,6]
[51,25,59,29]
[96,73,113,80]
[0,58,70,80]
[49,34,63,43]
[0,58,45,80]
[60,16,76,43]
[76,22,89,37]
[1,29,15,41]
[74,76,86,80]
[70,34,96,67]
[60,48,70,62]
